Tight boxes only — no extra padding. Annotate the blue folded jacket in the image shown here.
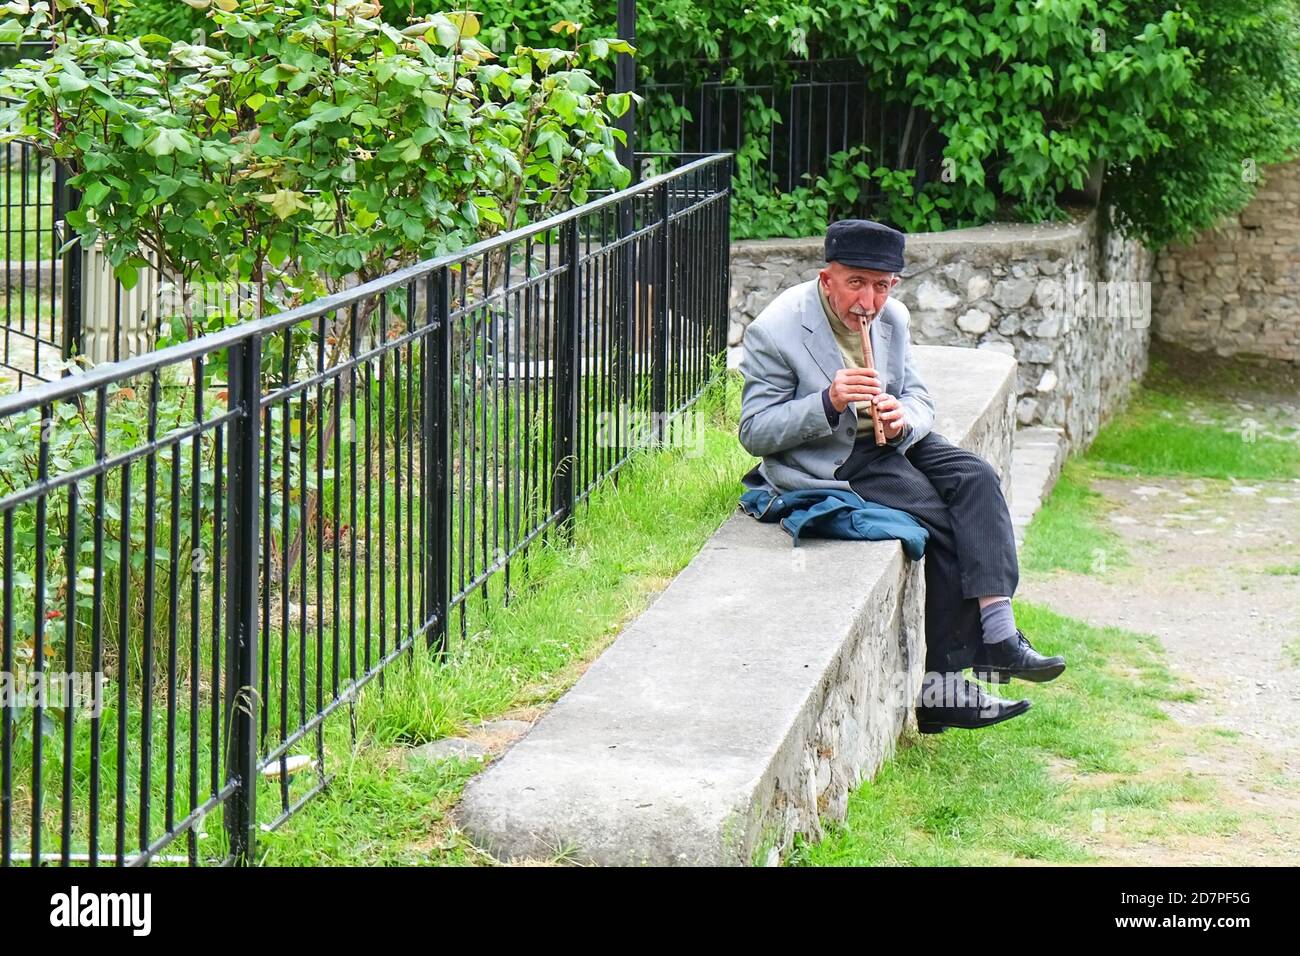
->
[738,488,928,560]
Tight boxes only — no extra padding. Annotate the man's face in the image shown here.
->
[819,262,900,330]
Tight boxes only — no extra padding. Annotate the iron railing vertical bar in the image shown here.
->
[405,285,415,645]
[187,360,203,866]
[363,317,373,675]
[392,292,403,658]
[295,373,308,742]
[553,220,579,536]
[165,433,181,837]
[1,510,12,867]
[137,369,159,858]
[348,301,359,688]
[60,479,78,865]
[224,336,260,865]
[331,335,342,705]
[31,400,48,866]
[377,296,388,672]
[501,250,513,605]
[277,341,291,808]
[114,435,130,865]
[313,316,326,788]
[260,373,272,752]
[456,264,467,640]
[209,421,224,818]
[430,268,450,653]
[652,183,669,439]
[89,385,106,866]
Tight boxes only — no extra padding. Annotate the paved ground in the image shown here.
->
[1014,438,1300,864]
[1009,425,1066,545]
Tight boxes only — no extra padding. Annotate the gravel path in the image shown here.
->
[1018,470,1300,863]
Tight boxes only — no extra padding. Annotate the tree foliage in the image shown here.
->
[0,0,633,321]
[407,0,1300,246]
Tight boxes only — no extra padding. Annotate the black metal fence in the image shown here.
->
[641,59,944,206]
[1,39,80,387]
[0,152,732,866]
[0,141,79,389]
[0,82,277,389]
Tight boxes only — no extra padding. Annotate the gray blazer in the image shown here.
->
[738,279,936,494]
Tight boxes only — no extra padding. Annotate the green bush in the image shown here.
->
[442,1,1300,247]
[112,0,207,41]
[628,0,1300,245]
[1105,0,1300,247]
[54,1,1300,247]
[1,0,631,315]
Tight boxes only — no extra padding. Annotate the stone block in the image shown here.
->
[957,307,993,334]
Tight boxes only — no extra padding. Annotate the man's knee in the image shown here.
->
[943,450,1001,503]
[971,455,1001,492]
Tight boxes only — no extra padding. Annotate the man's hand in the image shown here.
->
[872,393,908,440]
[828,367,908,439]
[828,365,884,413]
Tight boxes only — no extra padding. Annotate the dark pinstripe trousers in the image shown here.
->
[834,431,1019,673]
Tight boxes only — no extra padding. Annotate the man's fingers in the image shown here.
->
[835,379,888,407]
[868,393,906,427]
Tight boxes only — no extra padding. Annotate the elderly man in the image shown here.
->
[738,219,1065,733]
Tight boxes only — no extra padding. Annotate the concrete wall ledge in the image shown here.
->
[457,346,1016,865]
[730,217,1092,263]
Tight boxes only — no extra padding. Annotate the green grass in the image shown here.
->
[1,165,58,264]
[1088,390,1299,480]
[1264,564,1300,576]
[1022,349,1300,576]
[1084,351,1300,481]
[254,372,752,864]
[1285,639,1300,669]
[868,349,1297,867]
[789,602,1208,866]
[1020,461,1127,575]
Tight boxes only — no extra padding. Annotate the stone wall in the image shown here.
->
[729,211,1155,450]
[1153,159,1300,363]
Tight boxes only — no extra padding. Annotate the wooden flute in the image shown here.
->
[857,320,888,445]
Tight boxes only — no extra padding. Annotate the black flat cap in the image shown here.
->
[825,219,906,273]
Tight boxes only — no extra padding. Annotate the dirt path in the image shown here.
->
[1019,471,1300,864]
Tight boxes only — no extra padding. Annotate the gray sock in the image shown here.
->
[980,599,1017,644]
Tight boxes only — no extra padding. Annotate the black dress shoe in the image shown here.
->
[971,630,1066,684]
[914,673,1031,734]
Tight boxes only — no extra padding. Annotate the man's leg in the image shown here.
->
[902,432,1019,602]
[835,434,1030,732]
[834,438,984,673]
[904,432,1065,683]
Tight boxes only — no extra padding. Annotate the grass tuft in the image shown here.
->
[789,603,1200,866]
